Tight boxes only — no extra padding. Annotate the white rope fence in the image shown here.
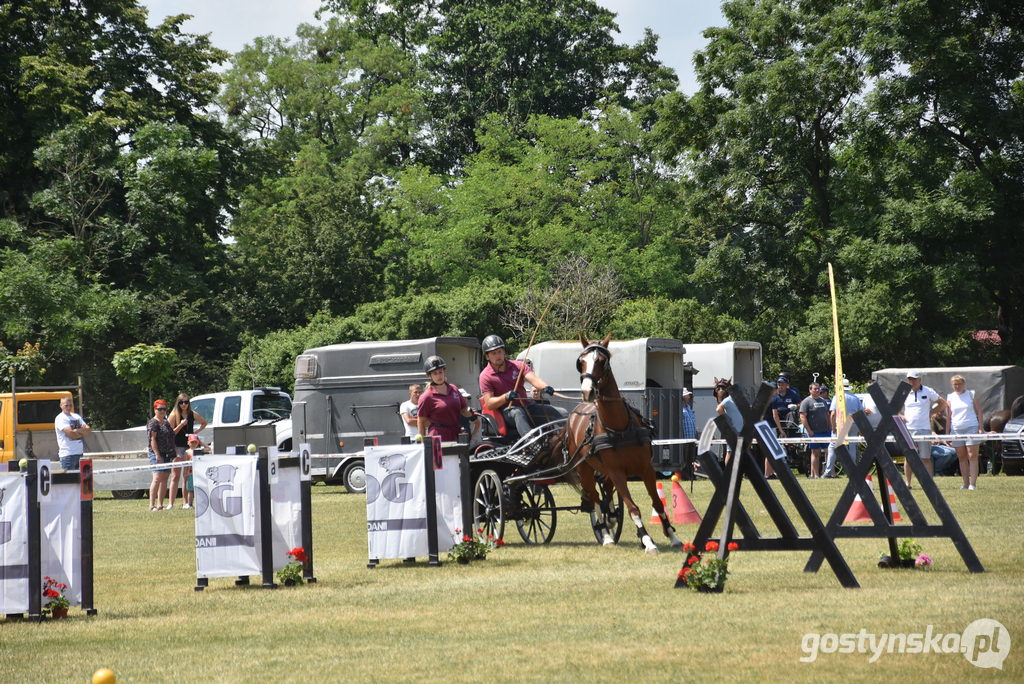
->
[653,430,1021,447]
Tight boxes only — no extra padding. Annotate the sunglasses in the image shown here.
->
[179,400,190,405]
[156,406,168,411]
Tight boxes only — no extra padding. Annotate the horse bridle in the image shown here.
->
[577,343,611,390]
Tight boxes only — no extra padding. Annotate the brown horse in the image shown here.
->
[984,394,1024,471]
[712,377,733,404]
[561,334,682,554]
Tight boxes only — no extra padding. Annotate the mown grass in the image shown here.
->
[2,475,1021,682]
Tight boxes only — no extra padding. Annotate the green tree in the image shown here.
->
[320,0,677,170]
[112,343,178,413]
[380,109,689,297]
[223,20,426,332]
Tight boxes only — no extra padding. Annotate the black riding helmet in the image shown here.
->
[423,355,447,375]
[481,334,505,353]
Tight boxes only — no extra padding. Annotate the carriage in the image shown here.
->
[466,412,625,546]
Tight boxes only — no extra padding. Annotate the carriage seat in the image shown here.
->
[480,405,513,440]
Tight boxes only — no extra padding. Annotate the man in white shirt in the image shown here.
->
[54,395,91,470]
[398,384,422,439]
[899,370,947,487]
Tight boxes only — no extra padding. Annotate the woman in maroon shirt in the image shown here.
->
[416,356,476,442]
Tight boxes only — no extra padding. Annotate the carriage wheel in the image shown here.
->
[473,469,505,542]
[589,476,624,544]
[515,484,557,545]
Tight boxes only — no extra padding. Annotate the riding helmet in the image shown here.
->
[481,334,505,353]
[423,355,447,374]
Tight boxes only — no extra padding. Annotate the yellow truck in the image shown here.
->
[0,389,74,464]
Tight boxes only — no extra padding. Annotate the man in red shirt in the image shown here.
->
[478,334,565,438]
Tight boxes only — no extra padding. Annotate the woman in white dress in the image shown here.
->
[946,375,985,490]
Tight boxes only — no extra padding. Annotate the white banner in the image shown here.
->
[194,455,260,578]
[270,458,302,572]
[40,482,82,606]
[0,474,28,613]
[365,444,462,560]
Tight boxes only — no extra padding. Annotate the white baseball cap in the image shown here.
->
[906,370,921,379]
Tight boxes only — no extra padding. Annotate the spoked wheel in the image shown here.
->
[590,476,624,544]
[473,469,505,542]
[514,483,557,544]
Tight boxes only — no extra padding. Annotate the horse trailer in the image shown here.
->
[292,337,482,493]
[516,337,689,472]
[683,341,763,423]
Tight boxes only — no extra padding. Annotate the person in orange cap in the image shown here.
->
[147,399,176,511]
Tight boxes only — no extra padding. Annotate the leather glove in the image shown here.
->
[505,390,518,402]
[542,386,555,396]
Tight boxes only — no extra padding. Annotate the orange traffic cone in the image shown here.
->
[650,481,668,524]
[843,475,874,523]
[886,480,903,522]
[670,476,702,524]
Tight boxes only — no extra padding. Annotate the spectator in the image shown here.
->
[715,384,744,465]
[478,334,565,437]
[167,394,207,510]
[399,384,423,440]
[147,399,176,511]
[946,375,985,490]
[681,388,697,440]
[418,356,476,442]
[799,383,830,478]
[768,376,801,478]
[824,378,863,478]
[54,396,91,471]
[180,433,208,510]
[899,370,947,487]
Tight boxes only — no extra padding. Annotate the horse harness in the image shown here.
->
[575,342,655,454]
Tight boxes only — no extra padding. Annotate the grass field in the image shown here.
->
[2,474,1021,682]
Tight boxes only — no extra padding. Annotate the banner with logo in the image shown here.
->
[270,456,302,571]
[0,474,28,613]
[40,482,82,605]
[365,444,463,560]
[194,455,260,578]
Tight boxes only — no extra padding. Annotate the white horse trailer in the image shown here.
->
[683,342,763,426]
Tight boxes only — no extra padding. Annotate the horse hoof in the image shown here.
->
[644,546,660,556]
[602,539,615,547]
[670,540,683,549]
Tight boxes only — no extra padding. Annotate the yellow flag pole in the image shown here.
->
[827,264,847,438]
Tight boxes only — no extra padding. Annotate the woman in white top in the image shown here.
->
[946,375,985,490]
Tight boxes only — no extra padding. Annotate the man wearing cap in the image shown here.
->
[768,376,801,478]
[681,389,697,441]
[54,396,91,470]
[824,379,863,478]
[899,371,946,487]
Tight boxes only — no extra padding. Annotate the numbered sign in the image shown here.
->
[37,460,52,501]
[754,421,787,461]
[299,443,312,482]
[79,458,94,500]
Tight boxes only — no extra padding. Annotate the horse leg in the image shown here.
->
[640,467,682,548]
[607,468,659,555]
[579,462,614,546]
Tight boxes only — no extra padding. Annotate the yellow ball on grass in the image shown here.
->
[92,667,116,684]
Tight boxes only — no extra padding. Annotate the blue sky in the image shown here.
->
[140,0,726,94]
